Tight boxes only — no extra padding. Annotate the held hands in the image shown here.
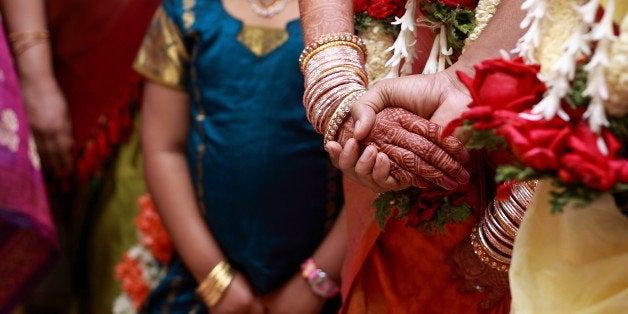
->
[261,273,325,314]
[329,70,472,191]
[20,76,74,178]
[210,274,265,314]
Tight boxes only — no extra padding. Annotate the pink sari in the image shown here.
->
[0,24,59,313]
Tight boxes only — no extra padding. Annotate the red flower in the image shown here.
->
[441,0,479,10]
[496,114,572,171]
[115,253,150,309]
[557,126,624,191]
[354,0,370,13]
[367,0,406,19]
[444,57,546,137]
[406,189,447,226]
[135,194,174,264]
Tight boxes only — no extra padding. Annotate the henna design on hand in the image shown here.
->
[338,107,469,190]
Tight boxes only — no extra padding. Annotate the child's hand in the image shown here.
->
[210,274,265,314]
[261,273,325,314]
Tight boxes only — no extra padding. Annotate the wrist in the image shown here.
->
[300,258,340,298]
[14,43,56,80]
[196,261,237,308]
[335,118,355,146]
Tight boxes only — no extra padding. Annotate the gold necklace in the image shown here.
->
[247,0,292,18]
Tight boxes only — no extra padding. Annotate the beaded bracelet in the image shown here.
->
[470,226,511,272]
[196,261,236,308]
[324,89,366,146]
[299,32,367,70]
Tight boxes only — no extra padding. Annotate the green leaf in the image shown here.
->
[565,63,590,109]
[548,180,603,213]
[447,8,476,52]
[495,165,540,183]
[421,1,452,23]
[354,12,401,34]
[609,116,628,142]
[461,121,507,150]
[372,190,413,230]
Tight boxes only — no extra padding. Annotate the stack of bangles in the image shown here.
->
[299,32,368,145]
[196,261,236,308]
[471,180,538,272]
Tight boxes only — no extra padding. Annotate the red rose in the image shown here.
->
[444,57,546,137]
[354,0,370,13]
[557,125,621,191]
[495,115,572,171]
[367,0,406,19]
[441,0,479,9]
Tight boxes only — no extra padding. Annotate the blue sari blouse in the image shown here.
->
[134,0,342,311]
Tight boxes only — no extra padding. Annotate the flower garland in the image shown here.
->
[355,0,479,232]
[445,0,628,213]
[113,194,174,313]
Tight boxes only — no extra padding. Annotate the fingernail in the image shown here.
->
[354,120,361,132]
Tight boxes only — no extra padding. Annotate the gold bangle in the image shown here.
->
[312,65,368,86]
[8,30,49,56]
[299,32,367,68]
[300,41,366,71]
[196,261,236,308]
[470,227,510,272]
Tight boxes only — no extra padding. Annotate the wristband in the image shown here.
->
[300,258,340,298]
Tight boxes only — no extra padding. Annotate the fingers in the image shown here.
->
[370,153,411,191]
[351,77,425,141]
[35,128,74,178]
[396,110,470,184]
[351,94,377,141]
[378,133,462,190]
[330,139,401,193]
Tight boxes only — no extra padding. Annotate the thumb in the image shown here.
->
[352,75,443,140]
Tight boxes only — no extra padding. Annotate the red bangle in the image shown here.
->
[300,258,340,298]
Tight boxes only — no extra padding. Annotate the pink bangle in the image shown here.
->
[300,258,340,298]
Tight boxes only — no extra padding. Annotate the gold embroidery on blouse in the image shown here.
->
[237,24,289,57]
[134,7,190,90]
[183,0,196,29]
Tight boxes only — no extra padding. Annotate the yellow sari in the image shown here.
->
[510,2,628,312]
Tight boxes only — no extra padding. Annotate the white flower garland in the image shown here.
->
[384,0,418,78]
[515,0,618,154]
[465,0,502,47]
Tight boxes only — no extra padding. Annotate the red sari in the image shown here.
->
[340,167,510,313]
[46,0,160,180]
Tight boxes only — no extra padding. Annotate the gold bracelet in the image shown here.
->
[196,261,236,308]
[300,41,366,71]
[8,30,49,56]
[299,32,367,68]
